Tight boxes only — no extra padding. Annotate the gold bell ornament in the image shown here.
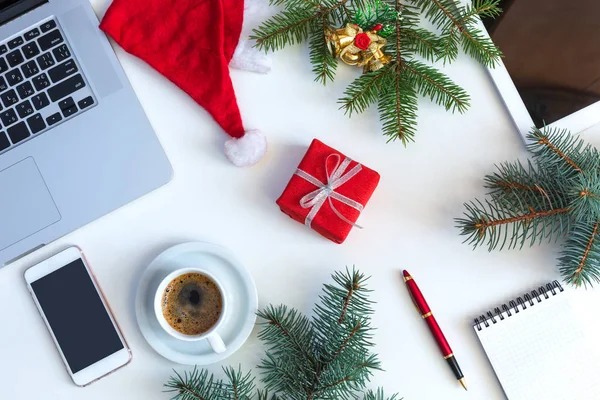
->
[324,23,392,73]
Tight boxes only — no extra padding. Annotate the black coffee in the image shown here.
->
[161,272,223,335]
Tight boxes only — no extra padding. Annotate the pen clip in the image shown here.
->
[404,279,422,314]
[407,288,421,314]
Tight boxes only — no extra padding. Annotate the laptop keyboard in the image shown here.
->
[0,18,96,155]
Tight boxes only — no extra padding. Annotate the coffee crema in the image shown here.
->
[161,272,223,335]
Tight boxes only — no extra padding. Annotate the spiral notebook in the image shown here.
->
[474,281,600,400]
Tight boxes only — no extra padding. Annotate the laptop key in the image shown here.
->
[0,76,8,93]
[38,30,63,51]
[78,96,94,109]
[16,100,34,118]
[0,45,7,55]
[1,109,18,127]
[60,97,78,117]
[32,73,50,91]
[37,52,54,70]
[31,92,49,110]
[58,97,74,110]
[0,131,9,151]
[16,81,34,99]
[7,121,29,144]
[22,42,40,59]
[40,20,57,33]
[6,68,23,86]
[24,28,40,41]
[1,89,18,107]
[62,105,77,118]
[27,113,45,134]
[8,36,24,50]
[48,74,85,102]
[46,112,62,126]
[0,58,7,74]
[48,60,77,83]
[52,44,70,62]
[21,60,39,78]
[6,49,23,67]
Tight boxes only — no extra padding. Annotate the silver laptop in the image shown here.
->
[0,0,172,267]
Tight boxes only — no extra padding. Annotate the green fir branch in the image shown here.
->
[363,388,402,400]
[338,65,390,116]
[165,367,227,400]
[484,161,571,214]
[459,0,503,22]
[409,0,457,26]
[438,26,459,65]
[457,26,501,67]
[378,65,418,144]
[377,0,417,143]
[251,0,359,52]
[458,127,600,286]
[223,367,257,400]
[570,172,600,223]
[527,128,599,176]
[256,390,280,400]
[257,305,317,364]
[559,221,600,287]
[259,268,390,399]
[252,0,502,143]
[401,59,470,113]
[456,198,571,251]
[251,7,318,52]
[410,0,502,66]
[310,18,338,84]
[400,27,442,62]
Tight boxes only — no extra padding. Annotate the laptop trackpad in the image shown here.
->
[0,158,61,251]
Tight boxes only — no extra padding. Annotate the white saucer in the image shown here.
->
[135,242,258,365]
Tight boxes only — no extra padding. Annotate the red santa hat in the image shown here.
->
[100,0,270,167]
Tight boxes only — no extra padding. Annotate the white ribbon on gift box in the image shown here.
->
[295,153,365,229]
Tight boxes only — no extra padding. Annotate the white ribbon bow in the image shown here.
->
[295,154,364,229]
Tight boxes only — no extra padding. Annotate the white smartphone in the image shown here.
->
[24,247,131,386]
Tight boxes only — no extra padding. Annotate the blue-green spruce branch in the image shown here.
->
[164,269,400,399]
[251,0,502,144]
[457,128,600,287]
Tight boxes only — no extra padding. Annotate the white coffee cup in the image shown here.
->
[154,268,227,354]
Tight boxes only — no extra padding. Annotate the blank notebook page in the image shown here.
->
[474,285,600,400]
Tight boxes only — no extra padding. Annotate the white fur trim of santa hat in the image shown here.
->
[224,130,267,167]
[229,0,273,74]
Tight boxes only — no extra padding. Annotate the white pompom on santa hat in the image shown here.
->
[100,0,272,167]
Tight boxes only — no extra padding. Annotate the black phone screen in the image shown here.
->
[31,259,124,373]
[480,0,600,128]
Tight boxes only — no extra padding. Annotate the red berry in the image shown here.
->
[373,24,383,31]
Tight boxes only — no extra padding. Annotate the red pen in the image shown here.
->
[403,270,467,390]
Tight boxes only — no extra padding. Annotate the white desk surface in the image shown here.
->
[2,1,600,399]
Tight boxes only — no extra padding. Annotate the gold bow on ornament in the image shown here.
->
[325,23,391,73]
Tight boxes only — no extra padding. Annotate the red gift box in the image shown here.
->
[276,139,380,243]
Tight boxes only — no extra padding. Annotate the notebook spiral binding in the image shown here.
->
[474,281,564,331]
